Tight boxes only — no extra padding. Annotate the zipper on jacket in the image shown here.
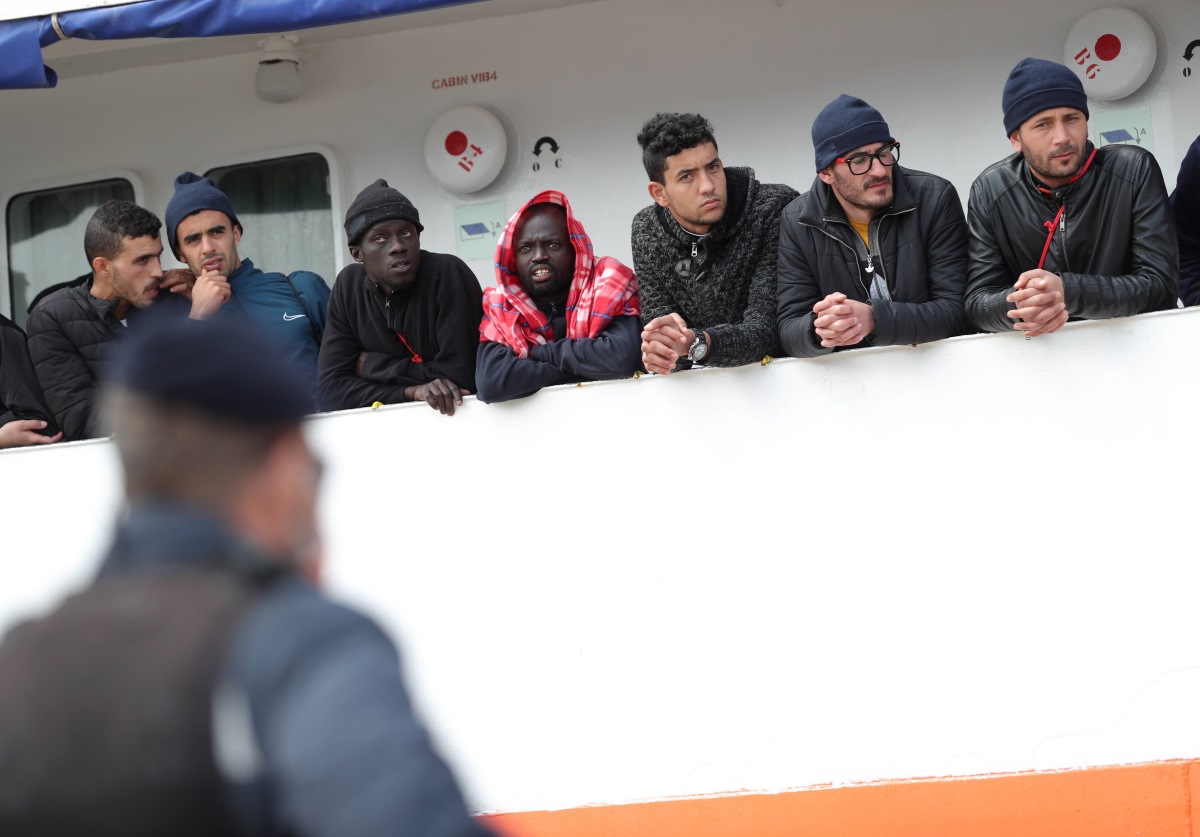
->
[800,205,913,299]
[384,295,394,321]
[868,209,908,286]
[230,292,251,328]
[382,293,397,331]
[800,219,872,298]
[1059,201,1070,273]
[867,215,894,301]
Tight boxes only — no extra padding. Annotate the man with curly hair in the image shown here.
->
[632,113,798,374]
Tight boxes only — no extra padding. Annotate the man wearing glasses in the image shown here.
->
[777,95,970,357]
[965,58,1177,336]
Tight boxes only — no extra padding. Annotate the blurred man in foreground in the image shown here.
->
[0,317,495,837]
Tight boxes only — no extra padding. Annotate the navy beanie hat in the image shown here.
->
[812,94,893,172]
[165,172,241,257]
[110,313,311,425]
[344,179,423,247]
[1002,57,1089,136]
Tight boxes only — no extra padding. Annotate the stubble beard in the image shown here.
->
[670,196,724,232]
[1026,143,1085,186]
[833,170,893,213]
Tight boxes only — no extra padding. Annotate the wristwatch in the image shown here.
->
[687,330,709,363]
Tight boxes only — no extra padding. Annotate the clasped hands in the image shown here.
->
[640,313,697,375]
[1006,269,1068,337]
[812,292,874,348]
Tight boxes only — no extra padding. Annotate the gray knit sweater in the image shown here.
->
[631,167,798,367]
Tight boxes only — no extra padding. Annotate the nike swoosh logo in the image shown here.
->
[282,313,307,321]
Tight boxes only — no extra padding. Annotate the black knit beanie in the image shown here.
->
[1002,58,1089,137]
[811,95,893,172]
[344,179,423,247]
[165,172,241,257]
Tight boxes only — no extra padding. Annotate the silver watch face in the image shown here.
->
[689,336,708,362]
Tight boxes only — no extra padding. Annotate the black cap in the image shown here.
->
[110,314,312,425]
[344,178,423,247]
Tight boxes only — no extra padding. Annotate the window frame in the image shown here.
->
[1,169,144,320]
[195,144,347,279]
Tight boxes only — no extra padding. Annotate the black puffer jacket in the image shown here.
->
[26,279,186,440]
[777,166,971,357]
[965,143,1178,331]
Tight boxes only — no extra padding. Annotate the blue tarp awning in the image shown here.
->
[0,0,481,89]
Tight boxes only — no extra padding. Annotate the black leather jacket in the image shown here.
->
[965,143,1178,332]
[777,166,971,357]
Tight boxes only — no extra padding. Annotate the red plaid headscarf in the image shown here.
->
[480,190,640,357]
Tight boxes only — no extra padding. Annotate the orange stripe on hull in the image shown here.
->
[483,760,1198,837]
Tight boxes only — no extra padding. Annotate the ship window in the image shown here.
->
[6,178,135,326]
[204,153,335,286]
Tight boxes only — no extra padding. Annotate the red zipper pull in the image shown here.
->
[394,331,423,363]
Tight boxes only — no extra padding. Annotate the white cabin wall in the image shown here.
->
[1,0,1197,316]
[3,0,1200,822]
[3,310,1200,816]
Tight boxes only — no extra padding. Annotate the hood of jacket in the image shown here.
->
[493,189,598,308]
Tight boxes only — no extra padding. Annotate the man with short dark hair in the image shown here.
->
[318,179,481,416]
[632,113,799,374]
[0,317,497,837]
[777,95,970,356]
[476,191,640,402]
[26,199,189,440]
[966,57,1178,336]
[165,172,330,401]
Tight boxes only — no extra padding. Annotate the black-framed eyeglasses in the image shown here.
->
[835,142,901,176]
